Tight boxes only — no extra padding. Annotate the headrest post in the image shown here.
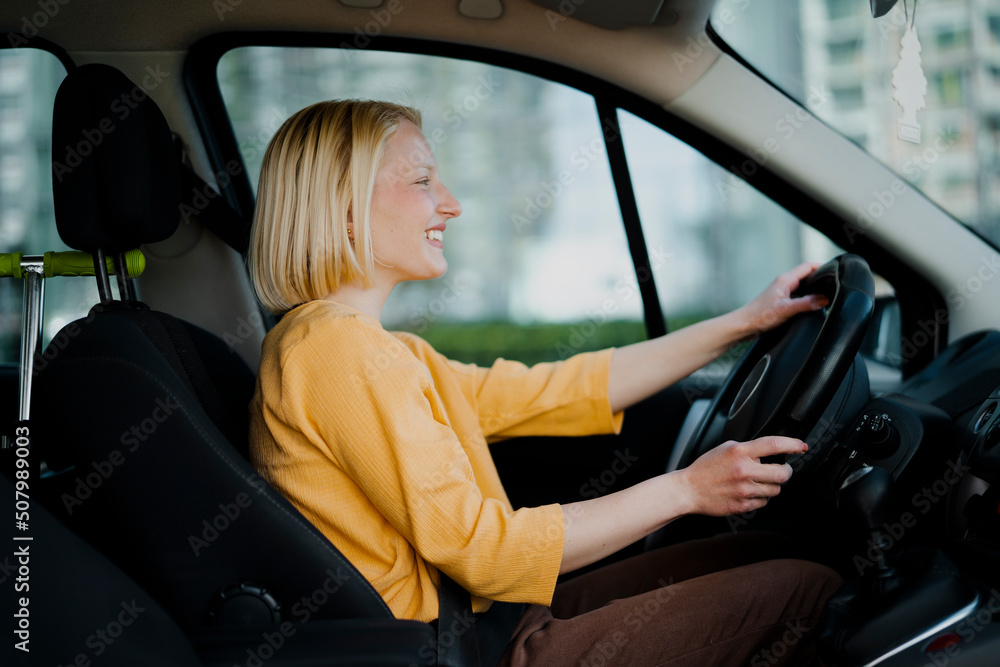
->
[115,251,136,303]
[92,248,114,305]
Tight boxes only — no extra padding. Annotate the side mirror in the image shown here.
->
[859,295,901,368]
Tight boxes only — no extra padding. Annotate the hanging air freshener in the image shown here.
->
[890,0,926,143]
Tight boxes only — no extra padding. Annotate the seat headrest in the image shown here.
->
[52,63,180,254]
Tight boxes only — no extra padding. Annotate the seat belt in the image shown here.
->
[437,573,480,667]
[174,140,251,256]
[437,573,524,667]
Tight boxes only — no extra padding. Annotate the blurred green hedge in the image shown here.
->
[404,314,711,367]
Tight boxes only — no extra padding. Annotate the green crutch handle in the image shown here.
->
[0,250,145,278]
[44,249,146,278]
[0,252,23,278]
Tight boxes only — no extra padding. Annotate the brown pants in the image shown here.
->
[499,533,843,667]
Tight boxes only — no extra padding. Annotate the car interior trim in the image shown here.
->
[862,595,980,667]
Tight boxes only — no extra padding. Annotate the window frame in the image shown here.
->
[185,30,946,376]
[0,38,77,366]
[0,33,75,71]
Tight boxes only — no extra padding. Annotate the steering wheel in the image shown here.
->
[678,254,875,470]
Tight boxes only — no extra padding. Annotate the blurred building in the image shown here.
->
[800,0,1000,242]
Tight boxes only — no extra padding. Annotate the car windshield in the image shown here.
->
[710,0,1000,247]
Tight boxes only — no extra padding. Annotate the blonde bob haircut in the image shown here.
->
[249,99,422,314]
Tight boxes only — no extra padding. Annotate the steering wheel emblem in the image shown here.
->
[728,353,771,420]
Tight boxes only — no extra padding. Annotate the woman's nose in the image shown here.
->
[438,183,462,219]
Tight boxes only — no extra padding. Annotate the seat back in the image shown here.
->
[36,63,394,627]
[38,309,392,625]
[12,473,203,667]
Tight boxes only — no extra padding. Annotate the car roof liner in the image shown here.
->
[529,0,674,29]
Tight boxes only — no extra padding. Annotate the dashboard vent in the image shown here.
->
[974,402,997,433]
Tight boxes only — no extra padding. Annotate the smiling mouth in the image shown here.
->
[425,229,443,242]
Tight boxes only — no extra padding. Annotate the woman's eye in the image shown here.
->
[416,178,430,186]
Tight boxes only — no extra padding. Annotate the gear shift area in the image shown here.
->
[838,465,904,598]
[818,465,980,665]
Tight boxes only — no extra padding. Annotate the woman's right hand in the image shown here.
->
[558,435,807,575]
[676,436,807,517]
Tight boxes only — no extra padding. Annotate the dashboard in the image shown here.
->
[810,331,1000,532]
[863,329,1000,555]
[804,330,1000,666]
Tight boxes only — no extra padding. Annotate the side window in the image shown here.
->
[0,49,98,363]
[619,109,842,326]
[619,109,897,373]
[218,48,645,366]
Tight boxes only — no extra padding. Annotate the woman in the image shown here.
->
[248,99,842,666]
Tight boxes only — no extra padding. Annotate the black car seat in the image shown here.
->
[10,472,203,667]
[34,63,434,665]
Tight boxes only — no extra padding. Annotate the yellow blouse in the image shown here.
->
[249,300,624,622]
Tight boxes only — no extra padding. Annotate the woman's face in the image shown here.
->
[367,119,462,286]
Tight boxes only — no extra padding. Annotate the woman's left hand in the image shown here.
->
[607,261,829,414]
[733,262,829,338]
